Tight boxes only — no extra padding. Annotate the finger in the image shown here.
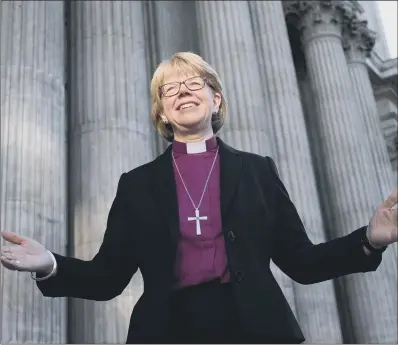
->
[0,256,19,271]
[381,189,398,209]
[1,246,24,254]
[1,247,11,253]
[0,250,19,262]
[0,232,26,245]
[0,248,22,262]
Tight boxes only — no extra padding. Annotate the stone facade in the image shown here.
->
[1,1,396,343]
[0,1,68,343]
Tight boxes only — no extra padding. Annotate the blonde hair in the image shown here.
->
[150,52,227,142]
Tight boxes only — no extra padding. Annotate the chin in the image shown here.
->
[177,114,207,126]
[180,121,205,130]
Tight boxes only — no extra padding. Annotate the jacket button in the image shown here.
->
[228,231,236,242]
[235,271,243,282]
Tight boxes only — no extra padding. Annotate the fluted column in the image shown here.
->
[343,19,395,200]
[0,1,67,343]
[196,1,275,156]
[195,0,296,313]
[284,1,397,342]
[149,1,199,62]
[145,1,200,155]
[67,1,153,342]
[250,1,342,342]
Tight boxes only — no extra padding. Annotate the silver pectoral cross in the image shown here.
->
[188,209,208,235]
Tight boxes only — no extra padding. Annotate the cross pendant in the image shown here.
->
[188,209,208,235]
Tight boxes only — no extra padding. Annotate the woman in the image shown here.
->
[1,52,397,344]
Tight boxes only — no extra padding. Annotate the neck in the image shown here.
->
[174,128,214,143]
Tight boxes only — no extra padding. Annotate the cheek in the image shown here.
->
[162,100,174,115]
[201,99,212,111]
[202,91,215,109]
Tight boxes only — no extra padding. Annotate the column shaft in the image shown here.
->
[195,0,296,311]
[196,1,274,156]
[343,20,395,200]
[289,1,397,342]
[250,1,342,342]
[67,1,153,342]
[145,1,200,155]
[0,1,67,342]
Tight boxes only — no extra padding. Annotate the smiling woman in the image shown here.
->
[150,52,227,142]
[1,51,397,344]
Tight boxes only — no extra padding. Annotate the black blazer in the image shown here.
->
[36,138,382,343]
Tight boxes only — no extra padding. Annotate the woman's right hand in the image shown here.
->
[0,232,54,274]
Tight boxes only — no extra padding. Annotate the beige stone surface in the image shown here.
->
[66,1,153,342]
[250,1,342,342]
[0,1,67,343]
[286,1,398,342]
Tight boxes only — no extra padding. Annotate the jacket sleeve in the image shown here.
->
[266,157,382,285]
[36,173,138,301]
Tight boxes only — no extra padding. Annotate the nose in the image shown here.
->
[177,83,192,97]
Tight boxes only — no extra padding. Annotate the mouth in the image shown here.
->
[176,102,199,110]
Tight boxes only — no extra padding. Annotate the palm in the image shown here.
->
[0,232,49,272]
[368,189,398,247]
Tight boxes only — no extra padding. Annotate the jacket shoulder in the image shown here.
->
[236,149,279,177]
[125,159,155,178]
[117,158,159,191]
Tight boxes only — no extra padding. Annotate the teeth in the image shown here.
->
[180,103,196,110]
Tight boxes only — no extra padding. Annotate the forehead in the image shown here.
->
[161,65,202,84]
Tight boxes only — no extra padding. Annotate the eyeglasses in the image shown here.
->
[159,76,206,98]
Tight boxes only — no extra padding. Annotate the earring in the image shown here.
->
[162,118,168,124]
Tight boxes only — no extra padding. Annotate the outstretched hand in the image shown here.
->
[0,232,53,274]
[367,189,398,248]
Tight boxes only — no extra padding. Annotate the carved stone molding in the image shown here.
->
[283,1,357,45]
[342,18,376,62]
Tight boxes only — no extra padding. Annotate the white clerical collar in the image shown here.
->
[186,141,207,154]
[172,136,218,154]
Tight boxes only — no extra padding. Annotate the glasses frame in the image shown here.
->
[158,76,207,98]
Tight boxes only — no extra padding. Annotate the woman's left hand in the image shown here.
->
[367,189,398,248]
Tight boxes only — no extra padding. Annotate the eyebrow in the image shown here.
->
[160,75,201,86]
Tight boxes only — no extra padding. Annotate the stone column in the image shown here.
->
[249,1,342,342]
[343,19,395,200]
[284,1,397,342]
[195,0,296,312]
[195,1,275,156]
[67,1,153,342]
[144,1,200,155]
[0,1,67,343]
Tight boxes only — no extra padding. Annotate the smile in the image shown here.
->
[177,102,199,110]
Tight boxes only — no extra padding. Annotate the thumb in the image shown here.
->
[1,231,26,245]
[381,189,398,210]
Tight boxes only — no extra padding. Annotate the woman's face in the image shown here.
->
[160,71,221,140]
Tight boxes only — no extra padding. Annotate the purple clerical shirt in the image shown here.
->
[172,136,230,289]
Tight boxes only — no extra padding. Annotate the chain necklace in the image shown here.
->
[172,146,219,235]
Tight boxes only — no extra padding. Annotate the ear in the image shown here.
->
[160,114,168,124]
[213,92,222,113]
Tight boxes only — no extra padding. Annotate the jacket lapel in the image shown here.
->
[151,145,180,248]
[217,138,243,221]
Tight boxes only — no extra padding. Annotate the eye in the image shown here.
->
[186,77,204,89]
[163,83,179,94]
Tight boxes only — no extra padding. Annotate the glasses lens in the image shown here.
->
[161,77,205,97]
[186,77,205,90]
[162,83,180,97]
